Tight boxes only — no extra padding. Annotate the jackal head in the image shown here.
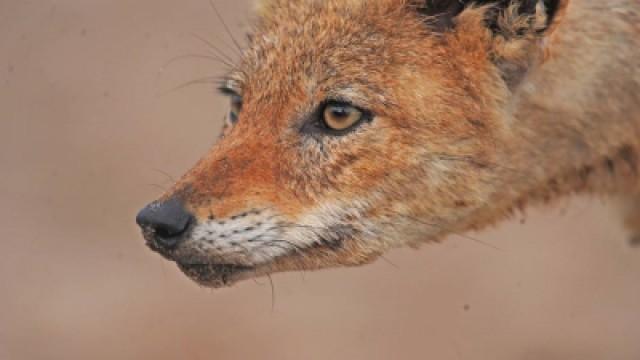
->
[137,0,564,287]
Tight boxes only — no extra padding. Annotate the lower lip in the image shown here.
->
[177,262,255,286]
[177,263,253,273]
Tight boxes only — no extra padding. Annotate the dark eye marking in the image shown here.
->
[218,86,243,125]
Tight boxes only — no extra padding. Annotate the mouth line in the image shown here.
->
[177,262,254,272]
[166,224,357,288]
[173,239,347,287]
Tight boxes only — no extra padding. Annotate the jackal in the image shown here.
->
[136,0,640,288]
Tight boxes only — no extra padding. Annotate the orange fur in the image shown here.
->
[144,0,640,287]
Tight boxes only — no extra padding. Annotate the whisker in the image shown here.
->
[380,255,400,269]
[267,274,276,312]
[207,0,243,53]
[268,222,328,233]
[260,239,308,258]
[159,76,228,96]
[147,183,167,192]
[429,152,527,178]
[190,33,237,64]
[201,31,242,59]
[152,168,176,183]
[251,277,266,286]
[232,242,256,262]
[386,213,502,251]
[163,53,234,69]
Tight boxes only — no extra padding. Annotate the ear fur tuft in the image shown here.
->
[414,0,560,34]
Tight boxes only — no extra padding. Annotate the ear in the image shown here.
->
[415,0,562,33]
[415,0,566,88]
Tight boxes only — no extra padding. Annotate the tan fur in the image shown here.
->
[145,0,640,287]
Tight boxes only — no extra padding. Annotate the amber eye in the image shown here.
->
[322,103,363,131]
[229,95,242,124]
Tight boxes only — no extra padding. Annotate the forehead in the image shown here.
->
[233,0,432,103]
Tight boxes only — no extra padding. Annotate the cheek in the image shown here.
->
[334,126,416,194]
[283,128,410,200]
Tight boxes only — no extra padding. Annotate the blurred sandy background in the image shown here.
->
[1,1,639,359]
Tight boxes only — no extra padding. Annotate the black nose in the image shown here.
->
[136,198,193,249]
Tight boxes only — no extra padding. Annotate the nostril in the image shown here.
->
[154,223,182,239]
[136,198,193,249]
[152,217,191,239]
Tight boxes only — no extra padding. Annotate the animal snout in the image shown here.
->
[136,197,193,250]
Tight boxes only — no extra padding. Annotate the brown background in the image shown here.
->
[1,1,639,359]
